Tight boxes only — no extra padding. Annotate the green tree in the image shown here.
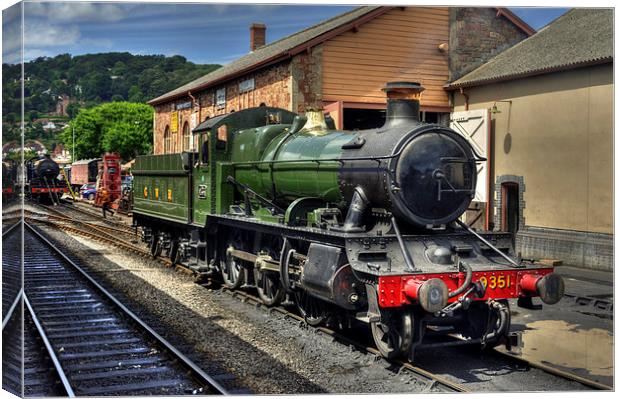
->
[4,113,16,124]
[62,102,153,162]
[4,52,220,122]
[5,149,37,163]
[66,102,81,119]
[111,61,127,76]
[127,85,144,103]
[111,94,124,102]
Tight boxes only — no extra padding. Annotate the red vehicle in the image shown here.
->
[95,153,122,206]
[69,158,101,192]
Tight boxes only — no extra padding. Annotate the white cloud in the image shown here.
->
[2,18,21,56]
[3,50,21,64]
[24,20,80,48]
[2,2,21,25]
[25,2,134,23]
[24,48,50,60]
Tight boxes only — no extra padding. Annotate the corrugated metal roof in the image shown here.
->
[446,8,613,89]
[148,6,382,105]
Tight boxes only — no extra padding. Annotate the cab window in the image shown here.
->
[201,133,209,164]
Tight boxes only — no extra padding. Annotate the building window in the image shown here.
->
[182,122,190,151]
[216,88,226,109]
[163,125,171,154]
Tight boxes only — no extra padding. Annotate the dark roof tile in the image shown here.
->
[149,6,380,105]
[447,8,613,89]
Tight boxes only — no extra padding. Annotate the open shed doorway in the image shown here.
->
[342,108,449,130]
[501,182,520,236]
[343,108,385,130]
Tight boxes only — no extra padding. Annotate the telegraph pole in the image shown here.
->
[72,125,75,163]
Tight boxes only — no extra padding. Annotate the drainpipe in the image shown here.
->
[188,91,199,150]
[188,91,198,115]
[459,87,469,111]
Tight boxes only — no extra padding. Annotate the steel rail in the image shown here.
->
[31,203,611,391]
[25,208,136,238]
[223,288,467,393]
[26,217,152,259]
[2,219,21,236]
[493,348,612,390]
[224,288,613,392]
[23,293,76,397]
[2,221,22,330]
[41,200,135,234]
[25,221,228,395]
[2,288,23,331]
[59,202,133,229]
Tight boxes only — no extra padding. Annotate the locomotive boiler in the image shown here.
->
[233,82,476,231]
[132,82,564,361]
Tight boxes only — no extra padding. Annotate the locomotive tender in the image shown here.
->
[132,82,564,360]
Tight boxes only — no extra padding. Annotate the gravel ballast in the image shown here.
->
[35,223,440,394]
[28,203,602,393]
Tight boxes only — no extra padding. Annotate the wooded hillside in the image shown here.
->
[2,52,220,118]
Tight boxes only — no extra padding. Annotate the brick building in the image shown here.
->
[446,9,613,270]
[148,6,533,154]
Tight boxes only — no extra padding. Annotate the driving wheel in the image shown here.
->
[371,312,413,359]
[294,291,329,326]
[254,266,285,306]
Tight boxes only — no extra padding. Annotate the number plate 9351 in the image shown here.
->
[478,273,512,290]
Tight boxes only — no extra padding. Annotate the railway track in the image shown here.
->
[37,203,136,236]
[223,288,468,392]
[29,203,613,392]
[26,210,468,392]
[12,222,228,396]
[3,294,72,397]
[219,287,612,392]
[2,222,22,328]
[3,222,68,397]
[25,208,137,241]
[58,201,134,232]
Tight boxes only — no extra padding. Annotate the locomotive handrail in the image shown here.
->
[390,216,417,272]
[230,153,400,167]
[231,145,484,168]
[226,175,285,215]
[236,155,395,166]
[455,219,522,268]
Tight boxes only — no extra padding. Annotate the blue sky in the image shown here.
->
[2,2,569,65]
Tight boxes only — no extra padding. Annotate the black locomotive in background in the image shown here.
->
[24,155,69,203]
[131,81,565,361]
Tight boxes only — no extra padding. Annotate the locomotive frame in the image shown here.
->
[132,82,564,361]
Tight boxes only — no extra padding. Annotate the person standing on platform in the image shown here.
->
[101,188,114,219]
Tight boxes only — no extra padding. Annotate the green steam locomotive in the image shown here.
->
[132,82,564,360]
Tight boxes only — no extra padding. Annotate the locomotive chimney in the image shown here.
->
[250,23,266,51]
[382,81,424,128]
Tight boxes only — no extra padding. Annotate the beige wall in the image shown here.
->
[453,64,613,234]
